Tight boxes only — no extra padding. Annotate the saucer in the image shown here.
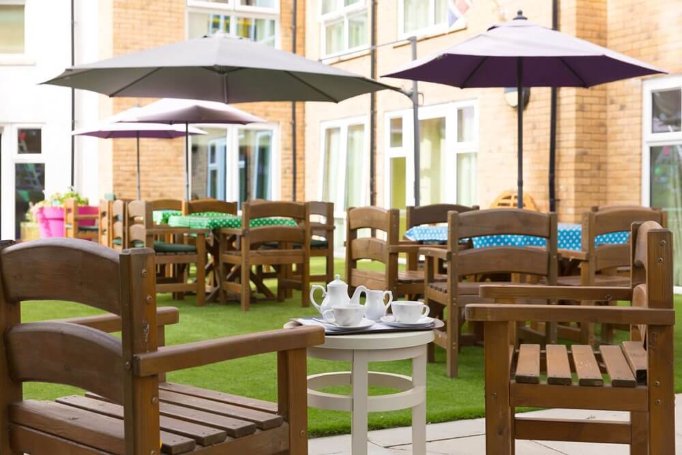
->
[380,315,434,328]
[324,317,375,331]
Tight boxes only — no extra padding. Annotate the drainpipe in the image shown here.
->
[70,0,76,187]
[410,36,420,206]
[369,0,377,205]
[290,0,298,200]
[548,0,559,212]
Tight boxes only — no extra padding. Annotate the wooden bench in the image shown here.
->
[0,238,324,454]
[465,221,675,454]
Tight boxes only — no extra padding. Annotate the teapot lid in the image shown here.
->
[327,274,347,288]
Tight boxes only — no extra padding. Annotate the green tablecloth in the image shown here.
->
[153,209,182,225]
[167,212,297,230]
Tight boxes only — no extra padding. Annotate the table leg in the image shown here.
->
[412,346,427,455]
[351,350,369,455]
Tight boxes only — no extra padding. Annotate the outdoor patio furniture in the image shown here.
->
[128,199,208,306]
[0,238,324,454]
[556,205,666,345]
[110,199,127,251]
[345,206,425,299]
[490,190,539,210]
[421,208,558,377]
[307,201,335,284]
[183,198,238,216]
[63,198,99,241]
[98,199,112,247]
[466,221,675,454]
[218,200,311,311]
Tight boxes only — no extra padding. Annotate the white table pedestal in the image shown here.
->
[307,330,433,455]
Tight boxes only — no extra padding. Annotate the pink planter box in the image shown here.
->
[35,206,98,238]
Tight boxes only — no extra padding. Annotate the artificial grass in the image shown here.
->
[19,258,682,437]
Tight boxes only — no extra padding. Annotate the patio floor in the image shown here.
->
[309,394,682,454]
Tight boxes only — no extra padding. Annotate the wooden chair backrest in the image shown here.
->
[98,199,112,247]
[150,198,183,211]
[111,199,128,250]
[450,208,558,280]
[583,206,666,274]
[406,203,479,228]
[183,198,237,215]
[307,201,334,239]
[242,200,308,246]
[127,200,154,247]
[490,191,539,211]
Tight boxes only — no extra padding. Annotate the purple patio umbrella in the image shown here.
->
[73,119,206,199]
[116,98,265,199]
[385,11,665,207]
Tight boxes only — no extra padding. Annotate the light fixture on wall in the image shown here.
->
[504,86,531,109]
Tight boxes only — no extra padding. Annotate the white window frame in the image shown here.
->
[0,0,32,65]
[383,100,478,207]
[319,0,369,58]
[186,0,280,47]
[397,0,468,39]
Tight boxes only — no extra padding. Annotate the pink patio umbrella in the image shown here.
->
[73,120,205,199]
[116,98,265,200]
[385,11,665,208]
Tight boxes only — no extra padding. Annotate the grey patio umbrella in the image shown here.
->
[73,120,205,199]
[116,98,265,200]
[385,11,665,208]
[43,34,395,103]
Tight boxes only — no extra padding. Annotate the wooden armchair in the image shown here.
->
[421,208,557,377]
[307,201,335,284]
[110,199,127,251]
[98,199,112,247]
[345,206,425,299]
[0,238,324,454]
[128,200,208,306]
[63,198,98,241]
[466,221,675,454]
[557,205,666,344]
[219,200,310,311]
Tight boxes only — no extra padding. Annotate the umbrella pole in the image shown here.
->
[517,59,523,209]
[185,123,190,200]
[136,133,141,200]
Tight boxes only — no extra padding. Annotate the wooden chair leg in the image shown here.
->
[446,300,459,378]
[241,258,251,312]
[630,411,648,455]
[278,348,309,454]
[484,321,513,454]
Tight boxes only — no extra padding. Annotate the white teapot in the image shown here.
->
[310,275,368,315]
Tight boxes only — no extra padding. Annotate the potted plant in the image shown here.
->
[31,188,93,238]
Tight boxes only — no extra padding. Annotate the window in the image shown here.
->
[0,2,25,54]
[399,0,470,38]
[319,0,368,57]
[385,101,478,208]
[643,77,682,287]
[187,0,279,47]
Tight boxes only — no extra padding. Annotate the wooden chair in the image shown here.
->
[63,198,98,241]
[219,200,310,311]
[98,199,112,247]
[345,206,425,299]
[183,198,238,215]
[421,208,558,377]
[0,238,324,454]
[110,199,127,251]
[307,201,335,284]
[128,200,208,306]
[490,190,539,211]
[557,205,666,344]
[466,221,675,454]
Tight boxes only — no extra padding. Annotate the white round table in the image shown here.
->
[307,330,433,455]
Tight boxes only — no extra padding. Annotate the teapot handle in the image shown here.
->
[351,285,369,304]
[310,285,326,312]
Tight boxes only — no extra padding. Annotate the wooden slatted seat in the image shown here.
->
[0,238,325,454]
[466,221,675,454]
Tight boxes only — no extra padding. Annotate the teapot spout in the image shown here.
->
[349,285,368,305]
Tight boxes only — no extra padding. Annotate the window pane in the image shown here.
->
[323,128,342,205]
[188,12,229,38]
[345,124,365,208]
[457,152,477,206]
[192,128,227,200]
[390,156,406,209]
[652,89,681,133]
[457,106,474,142]
[15,162,45,238]
[0,5,24,54]
[434,0,447,25]
[236,16,275,44]
[18,129,41,154]
[419,117,445,205]
[240,0,276,8]
[650,145,682,284]
[403,0,428,33]
[325,20,344,55]
[321,0,338,14]
[348,12,367,48]
[390,117,403,147]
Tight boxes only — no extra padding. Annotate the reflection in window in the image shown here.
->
[652,89,681,133]
[0,4,24,54]
[320,0,368,57]
[400,0,470,36]
[390,117,403,148]
[419,117,444,205]
[18,128,41,154]
[15,163,45,238]
[187,0,278,46]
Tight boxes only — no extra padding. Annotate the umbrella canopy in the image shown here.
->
[385,11,665,207]
[116,98,265,199]
[43,34,396,103]
[73,121,205,199]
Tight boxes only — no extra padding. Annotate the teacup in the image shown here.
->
[385,300,429,324]
[323,304,365,327]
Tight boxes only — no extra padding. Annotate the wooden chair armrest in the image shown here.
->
[465,304,674,326]
[146,227,191,235]
[419,246,449,259]
[479,284,632,302]
[58,306,180,333]
[558,248,588,261]
[388,241,421,254]
[134,325,324,377]
[219,227,244,236]
[75,214,99,220]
